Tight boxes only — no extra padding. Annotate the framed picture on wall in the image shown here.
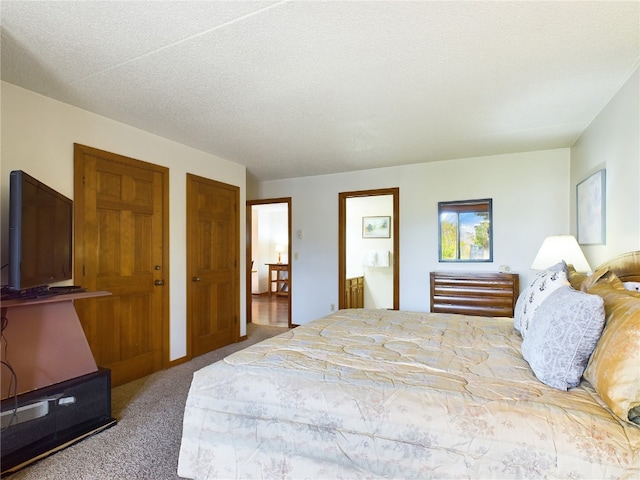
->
[577,169,606,245]
[362,216,390,238]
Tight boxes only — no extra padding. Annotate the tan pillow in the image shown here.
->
[584,278,640,425]
[566,264,588,290]
[580,267,618,292]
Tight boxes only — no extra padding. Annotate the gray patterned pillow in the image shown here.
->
[521,286,605,391]
[514,261,569,337]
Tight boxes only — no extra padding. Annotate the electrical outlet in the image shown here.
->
[330,303,335,312]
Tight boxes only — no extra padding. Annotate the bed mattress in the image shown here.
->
[178,309,639,479]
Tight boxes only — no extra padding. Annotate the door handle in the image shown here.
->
[154,279,165,286]
[192,277,201,282]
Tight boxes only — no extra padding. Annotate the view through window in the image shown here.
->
[438,199,492,262]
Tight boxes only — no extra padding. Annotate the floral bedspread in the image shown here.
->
[178,309,639,479]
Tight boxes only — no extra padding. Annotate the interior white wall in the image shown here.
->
[256,210,273,293]
[270,211,289,264]
[346,195,393,309]
[0,82,247,362]
[5,64,635,353]
[251,212,260,293]
[570,67,640,267]
[255,148,570,325]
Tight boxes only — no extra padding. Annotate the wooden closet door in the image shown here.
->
[186,174,239,357]
[74,144,169,387]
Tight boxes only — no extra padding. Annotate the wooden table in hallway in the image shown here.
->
[266,263,289,297]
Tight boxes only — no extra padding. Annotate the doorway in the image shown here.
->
[338,188,399,310]
[246,198,292,328]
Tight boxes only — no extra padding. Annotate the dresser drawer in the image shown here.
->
[430,272,519,317]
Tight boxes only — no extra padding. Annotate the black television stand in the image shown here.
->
[1,369,116,476]
[0,290,114,475]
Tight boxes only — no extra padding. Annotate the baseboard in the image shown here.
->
[168,356,189,368]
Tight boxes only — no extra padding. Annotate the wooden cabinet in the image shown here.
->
[430,271,519,317]
[345,276,364,308]
[267,263,289,297]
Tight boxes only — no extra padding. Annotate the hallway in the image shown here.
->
[251,294,288,328]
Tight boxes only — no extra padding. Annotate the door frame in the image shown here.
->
[246,198,292,327]
[338,188,400,310]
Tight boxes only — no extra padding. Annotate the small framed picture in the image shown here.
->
[362,216,391,238]
[577,169,606,245]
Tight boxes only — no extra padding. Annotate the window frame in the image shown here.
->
[438,198,493,263]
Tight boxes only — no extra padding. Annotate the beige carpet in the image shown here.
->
[8,324,289,480]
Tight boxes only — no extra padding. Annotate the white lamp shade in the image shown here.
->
[531,235,591,272]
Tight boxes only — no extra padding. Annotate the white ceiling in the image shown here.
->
[1,1,638,181]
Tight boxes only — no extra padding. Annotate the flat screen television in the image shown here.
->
[6,170,73,294]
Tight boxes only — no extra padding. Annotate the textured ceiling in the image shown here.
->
[1,1,638,181]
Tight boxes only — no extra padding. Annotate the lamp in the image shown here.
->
[275,244,285,264]
[531,235,591,272]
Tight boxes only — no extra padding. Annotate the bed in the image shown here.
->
[178,252,640,479]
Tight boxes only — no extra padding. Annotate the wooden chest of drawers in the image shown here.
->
[430,271,519,317]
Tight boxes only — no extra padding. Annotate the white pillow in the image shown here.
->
[514,261,569,337]
[521,286,605,390]
[623,281,640,292]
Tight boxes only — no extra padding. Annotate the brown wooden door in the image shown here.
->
[73,144,169,387]
[187,174,239,357]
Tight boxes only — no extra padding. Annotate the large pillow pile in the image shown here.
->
[583,272,640,425]
[514,261,570,337]
[518,261,640,425]
[516,261,607,392]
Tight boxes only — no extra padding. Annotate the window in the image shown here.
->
[438,199,492,262]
